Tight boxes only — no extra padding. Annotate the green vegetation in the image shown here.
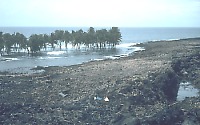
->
[0,27,122,55]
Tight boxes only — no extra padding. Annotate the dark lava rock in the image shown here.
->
[154,69,180,102]
[1,38,200,125]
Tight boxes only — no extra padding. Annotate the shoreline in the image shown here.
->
[1,38,200,124]
[0,37,199,74]
[0,42,142,74]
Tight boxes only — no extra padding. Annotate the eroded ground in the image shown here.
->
[1,38,200,124]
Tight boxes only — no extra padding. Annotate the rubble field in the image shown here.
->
[1,38,200,125]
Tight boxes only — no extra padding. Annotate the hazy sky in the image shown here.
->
[1,0,200,27]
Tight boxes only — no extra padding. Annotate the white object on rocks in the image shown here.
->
[59,92,67,97]
[104,96,109,102]
[94,96,102,101]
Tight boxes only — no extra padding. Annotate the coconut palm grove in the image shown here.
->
[0,27,122,55]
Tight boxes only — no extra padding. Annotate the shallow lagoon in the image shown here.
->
[177,82,199,101]
[0,43,143,73]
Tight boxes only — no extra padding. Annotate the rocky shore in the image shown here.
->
[0,38,200,125]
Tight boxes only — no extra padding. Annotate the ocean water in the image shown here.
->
[1,27,200,42]
[120,27,200,42]
[0,27,200,73]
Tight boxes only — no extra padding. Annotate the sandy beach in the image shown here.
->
[1,38,200,124]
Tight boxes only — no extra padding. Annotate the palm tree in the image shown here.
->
[3,33,14,54]
[63,30,71,49]
[72,29,84,49]
[28,34,43,53]
[0,27,122,55]
[108,27,122,47]
[38,34,45,50]
[54,30,64,50]
[0,32,4,55]
[43,34,50,50]
[87,27,96,48]
[50,33,57,50]
[96,29,108,48]
[14,32,27,52]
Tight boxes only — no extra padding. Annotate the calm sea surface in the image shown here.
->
[0,27,200,73]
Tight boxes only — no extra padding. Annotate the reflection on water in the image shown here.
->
[47,51,66,55]
[0,43,143,73]
[177,82,199,101]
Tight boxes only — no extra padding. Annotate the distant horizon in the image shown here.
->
[1,26,200,28]
[1,27,199,42]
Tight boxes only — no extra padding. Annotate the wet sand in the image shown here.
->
[1,38,200,124]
